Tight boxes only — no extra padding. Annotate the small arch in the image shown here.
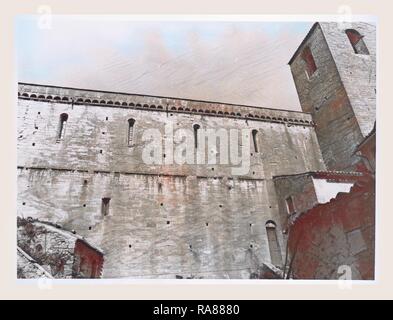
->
[218,111,223,115]
[193,124,201,149]
[30,94,37,99]
[198,109,204,113]
[76,98,83,103]
[185,108,190,112]
[157,105,163,109]
[62,97,69,101]
[191,109,197,112]
[150,105,156,109]
[38,95,45,99]
[211,110,217,114]
[248,113,254,118]
[46,95,53,100]
[129,102,135,107]
[85,99,91,103]
[205,110,210,114]
[136,103,142,108]
[107,101,114,105]
[237,113,242,117]
[114,101,121,105]
[230,112,235,116]
[54,96,61,101]
[100,100,106,104]
[122,102,128,106]
[178,107,184,111]
[22,93,29,97]
[171,106,177,111]
[92,99,99,104]
[127,118,136,147]
[143,104,149,108]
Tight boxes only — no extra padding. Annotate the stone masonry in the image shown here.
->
[17,22,376,279]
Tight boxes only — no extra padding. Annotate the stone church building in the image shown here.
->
[17,22,376,279]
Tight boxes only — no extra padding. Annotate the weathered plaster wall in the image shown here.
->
[289,23,374,171]
[17,84,326,279]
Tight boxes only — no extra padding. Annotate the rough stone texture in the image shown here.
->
[17,219,104,278]
[17,247,53,279]
[286,171,375,280]
[17,83,326,279]
[289,22,376,171]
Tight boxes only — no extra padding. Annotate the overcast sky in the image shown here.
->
[16,16,312,111]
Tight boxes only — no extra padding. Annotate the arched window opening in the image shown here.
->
[57,113,68,140]
[345,29,369,55]
[252,129,259,153]
[301,46,317,78]
[265,220,283,267]
[127,118,135,147]
[193,124,201,149]
[101,197,111,216]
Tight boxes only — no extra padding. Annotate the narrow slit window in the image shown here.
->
[301,46,317,78]
[193,124,200,149]
[127,118,135,147]
[252,129,259,153]
[265,221,283,267]
[285,196,295,215]
[57,113,68,140]
[345,29,369,55]
[101,197,111,216]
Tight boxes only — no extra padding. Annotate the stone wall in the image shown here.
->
[17,83,327,278]
[287,172,375,280]
[289,22,375,171]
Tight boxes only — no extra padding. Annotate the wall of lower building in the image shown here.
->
[73,240,104,278]
[287,174,375,280]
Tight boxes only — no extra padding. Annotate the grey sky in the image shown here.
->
[16,17,313,111]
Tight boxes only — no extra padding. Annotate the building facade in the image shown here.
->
[17,22,376,279]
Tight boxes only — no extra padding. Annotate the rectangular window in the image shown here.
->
[301,46,317,78]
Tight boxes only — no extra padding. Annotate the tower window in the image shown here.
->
[57,113,68,140]
[301,46,317,78]
[127,118,135,147]
[101,197,111,216]
[285,196,295,215]
[251,129,259,153]
[345,29,369,55]
[193,124,201,149]
[265,221,283,267]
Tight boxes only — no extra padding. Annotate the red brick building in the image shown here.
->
[275,128,375,280]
